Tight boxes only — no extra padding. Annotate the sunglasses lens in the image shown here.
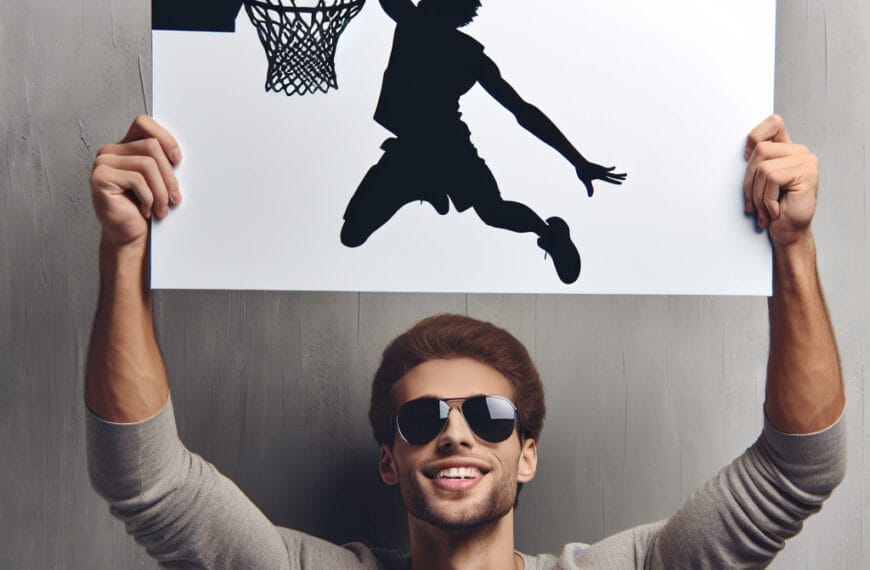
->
[397,398,448,445]
[463,396,516,443]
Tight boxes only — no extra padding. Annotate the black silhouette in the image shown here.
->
[340,0,625,284]
[152,0,244,32]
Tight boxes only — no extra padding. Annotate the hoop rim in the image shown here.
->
[246,0,365,14]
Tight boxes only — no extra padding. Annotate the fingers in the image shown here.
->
[120,115,183,166]
[742,114,820,243]
[598,168,626,187]
[93,154,171,218]
[90,116,184,246]
[98,139,182,206]
[91,164,155,220]
[745,114,791,160]
[748,152,818,229]
[743,142,809,214]
[580,164,627,197]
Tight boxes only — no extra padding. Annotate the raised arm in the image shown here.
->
[86,115,181,422]
[743,114,845,433]
[84,117,292,567]
[625,116,846,568]
[477,56,625,196]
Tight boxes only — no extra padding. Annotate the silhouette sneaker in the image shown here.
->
[537,217,581,284]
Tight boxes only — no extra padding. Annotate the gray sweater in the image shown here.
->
[87,398,846,569]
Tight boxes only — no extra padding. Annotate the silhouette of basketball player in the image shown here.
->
[340,0,626,284]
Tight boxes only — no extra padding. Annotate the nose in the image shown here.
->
[436,407,475,451]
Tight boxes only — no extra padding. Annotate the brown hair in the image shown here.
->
[369,314,546,447]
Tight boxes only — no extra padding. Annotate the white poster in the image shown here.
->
[151,0,776,295]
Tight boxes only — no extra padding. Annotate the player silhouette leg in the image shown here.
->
[341,163,404,247]
[341,139,447,247]
[473,198,581,284]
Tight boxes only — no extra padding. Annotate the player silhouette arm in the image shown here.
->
[478,56,626,196]
[379,0,415,23]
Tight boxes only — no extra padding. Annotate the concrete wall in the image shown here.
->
[1,1,867,567]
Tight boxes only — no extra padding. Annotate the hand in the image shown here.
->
[575,161,626,197]
[743,115,818,247]
[90,116,182,248]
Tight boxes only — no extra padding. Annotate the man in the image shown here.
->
[86,114,845,568]
[341,0,626,284]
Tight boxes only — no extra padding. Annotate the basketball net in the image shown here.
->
[244,0,366,96]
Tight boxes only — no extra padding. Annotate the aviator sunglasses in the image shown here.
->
[395,395,519,445]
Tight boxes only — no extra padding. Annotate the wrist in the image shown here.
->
[771,232,817,291]
[98,234,150,296]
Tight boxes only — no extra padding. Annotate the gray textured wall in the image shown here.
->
[1,1,867,568]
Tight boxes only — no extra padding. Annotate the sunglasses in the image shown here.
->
[395,395,518,445]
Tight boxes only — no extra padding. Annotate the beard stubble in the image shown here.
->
[399,464,517,531]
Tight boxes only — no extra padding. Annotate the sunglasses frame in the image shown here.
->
[393,394,520,446]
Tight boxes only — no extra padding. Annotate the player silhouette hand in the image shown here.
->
[575,160,627,197]
[90,115,183,248]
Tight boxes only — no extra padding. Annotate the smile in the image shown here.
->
[423,463,490,491]
[435,466,481,479]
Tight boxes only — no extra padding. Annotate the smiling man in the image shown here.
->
[384,360,532,529]
[369,325,543,568]
[86,114,845,568]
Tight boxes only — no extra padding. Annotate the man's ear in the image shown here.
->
[517,438,537,483]
[378,444,399,486]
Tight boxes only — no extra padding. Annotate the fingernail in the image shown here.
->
[169,147,182,164]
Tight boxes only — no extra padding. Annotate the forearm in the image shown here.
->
[515,104,586,167]
[765,233,844,433]
[85,236,169,422]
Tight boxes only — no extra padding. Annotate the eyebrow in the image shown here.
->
[410,393,490,401]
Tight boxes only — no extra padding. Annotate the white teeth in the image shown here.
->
[436,467,481,479]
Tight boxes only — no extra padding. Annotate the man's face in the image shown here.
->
[378,357,537,531]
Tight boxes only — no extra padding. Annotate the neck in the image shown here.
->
[408,510,522,570]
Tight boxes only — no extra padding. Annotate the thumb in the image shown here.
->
[585,180,594,197]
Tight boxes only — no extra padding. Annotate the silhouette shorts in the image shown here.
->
[376,136,501,213]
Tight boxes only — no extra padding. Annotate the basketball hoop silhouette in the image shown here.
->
[244,0,365,96]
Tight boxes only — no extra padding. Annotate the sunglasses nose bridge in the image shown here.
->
[438,404,476,445]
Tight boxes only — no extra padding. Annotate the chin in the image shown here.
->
[402,473,516,531]
[419,503,512,531]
